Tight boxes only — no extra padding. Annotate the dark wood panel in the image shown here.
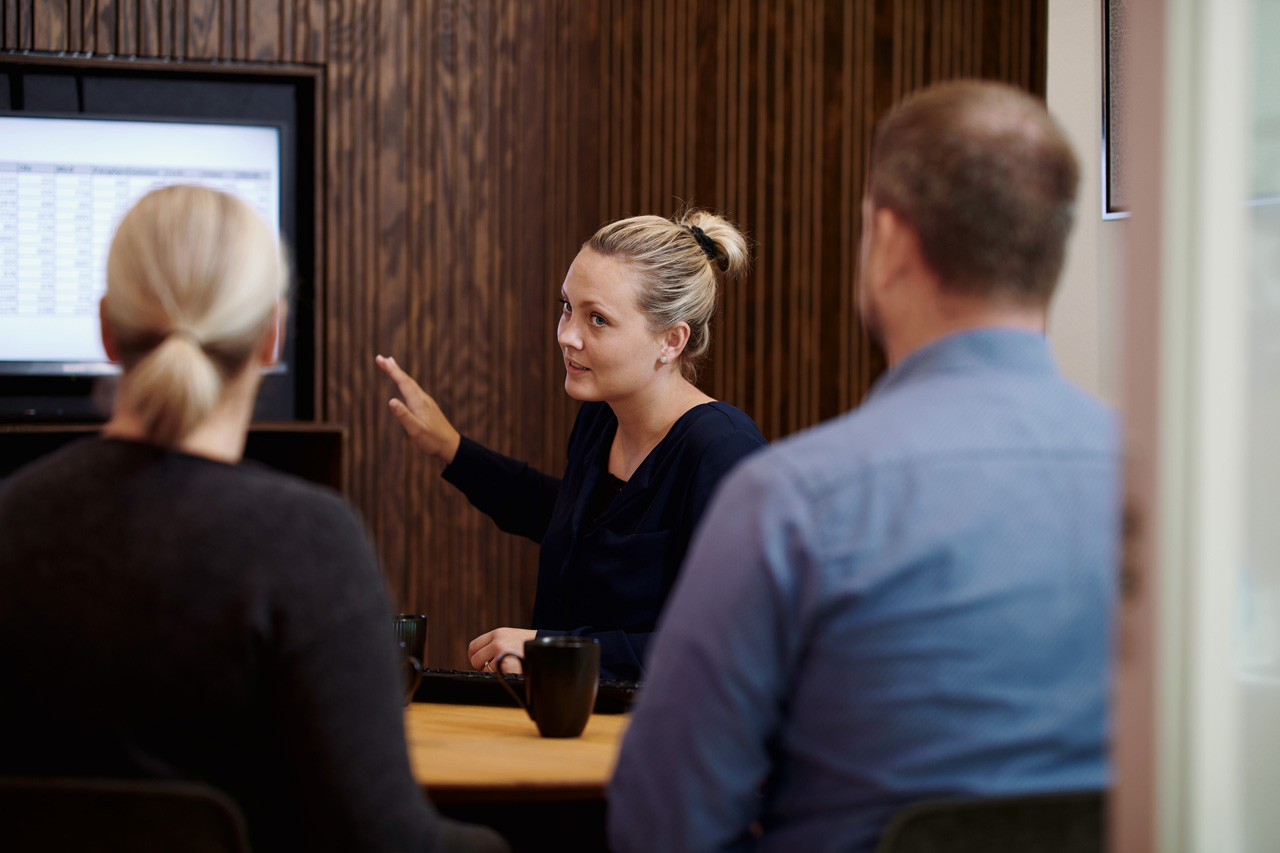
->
[2,3,15,51]
[31,0,65,52]
[3,0,1049,670]
[82,0,97,54]
[93,0,113,55]
[295,0,324,62]
[69,0,86,53]
[248,0,278,60]
[231,0,247,60]
[138,0,158,56]
[18,0,34,49]
[116,0,137,55]
[278,0,291,61]
[171,0,184,59]
[225,0,239,58]
[185,0,222,59]
[373,0,411,618]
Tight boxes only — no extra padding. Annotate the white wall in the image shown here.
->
[1046,0,1127,405]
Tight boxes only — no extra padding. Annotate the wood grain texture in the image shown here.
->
[247,0,278,61]
[138,0,158,56]
[31,0,65,52]
[404,702,628,801]
[4,0,1048,670]
[185,0,220,59]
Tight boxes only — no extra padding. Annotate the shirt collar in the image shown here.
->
[868,328,1056,402]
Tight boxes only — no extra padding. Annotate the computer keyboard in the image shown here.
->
[413,668,639,714]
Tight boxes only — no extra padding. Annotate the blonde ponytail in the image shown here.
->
[125,334,223,447]
[104,186,286,447]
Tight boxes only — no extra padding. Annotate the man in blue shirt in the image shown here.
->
[608,80,1121,852]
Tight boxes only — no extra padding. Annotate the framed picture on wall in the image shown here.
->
[1103,0,1131,218]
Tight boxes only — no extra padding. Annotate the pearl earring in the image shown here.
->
[660,355,669,364]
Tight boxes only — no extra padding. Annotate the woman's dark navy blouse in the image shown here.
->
[441,400,767,681]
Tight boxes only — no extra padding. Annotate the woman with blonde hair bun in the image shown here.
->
[379,208,767,681]
[0,186,505,852]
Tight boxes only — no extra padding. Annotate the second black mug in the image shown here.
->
[495,636,600,738]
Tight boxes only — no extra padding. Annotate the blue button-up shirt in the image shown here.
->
[608,329,1121,853]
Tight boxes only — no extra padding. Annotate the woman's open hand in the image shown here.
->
[468,628,538,674]
[375,355,462,464]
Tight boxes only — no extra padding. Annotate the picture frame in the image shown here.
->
[1103,0,1131,218]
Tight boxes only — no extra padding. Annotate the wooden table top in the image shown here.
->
[404,702,631,802]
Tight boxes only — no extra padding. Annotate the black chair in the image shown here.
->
[876,790,1105,853]
[0,776,252,852]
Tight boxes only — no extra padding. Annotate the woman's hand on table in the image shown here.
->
[375,354,462,464]
[468,628,538,674]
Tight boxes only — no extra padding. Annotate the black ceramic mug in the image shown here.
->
[394,614,428,661]
[495,636,600,738]
[394,614,427,705]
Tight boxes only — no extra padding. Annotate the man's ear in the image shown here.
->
[867,207,920,294]
[99,297,121,363]
[257,299,286,367]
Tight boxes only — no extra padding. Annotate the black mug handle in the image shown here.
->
[493,653,530,716]
[400,655,423,706]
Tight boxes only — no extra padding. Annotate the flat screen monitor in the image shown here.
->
[0,114,283,374]
[0,60,317,423]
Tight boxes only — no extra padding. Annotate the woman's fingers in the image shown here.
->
[375,353,410,386]
[376,354,430,409]
[467,628,531,673]
[388,398,431,446]
[376,355,460,462]
[467,630,493,669]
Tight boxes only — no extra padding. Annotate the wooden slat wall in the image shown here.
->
[4,0,1047,668]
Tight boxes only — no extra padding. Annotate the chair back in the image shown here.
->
[0,776,252,852]
[876,790,1104,853]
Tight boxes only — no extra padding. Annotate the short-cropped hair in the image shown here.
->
[868,80,1079,304]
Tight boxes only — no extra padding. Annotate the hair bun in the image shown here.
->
[686,224,718,262]
[679,209,749,277]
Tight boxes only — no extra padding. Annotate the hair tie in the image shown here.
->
[167,327,203,347]
[686,225,718,261]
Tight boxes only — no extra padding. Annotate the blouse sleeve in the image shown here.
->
[441,435,562,544]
